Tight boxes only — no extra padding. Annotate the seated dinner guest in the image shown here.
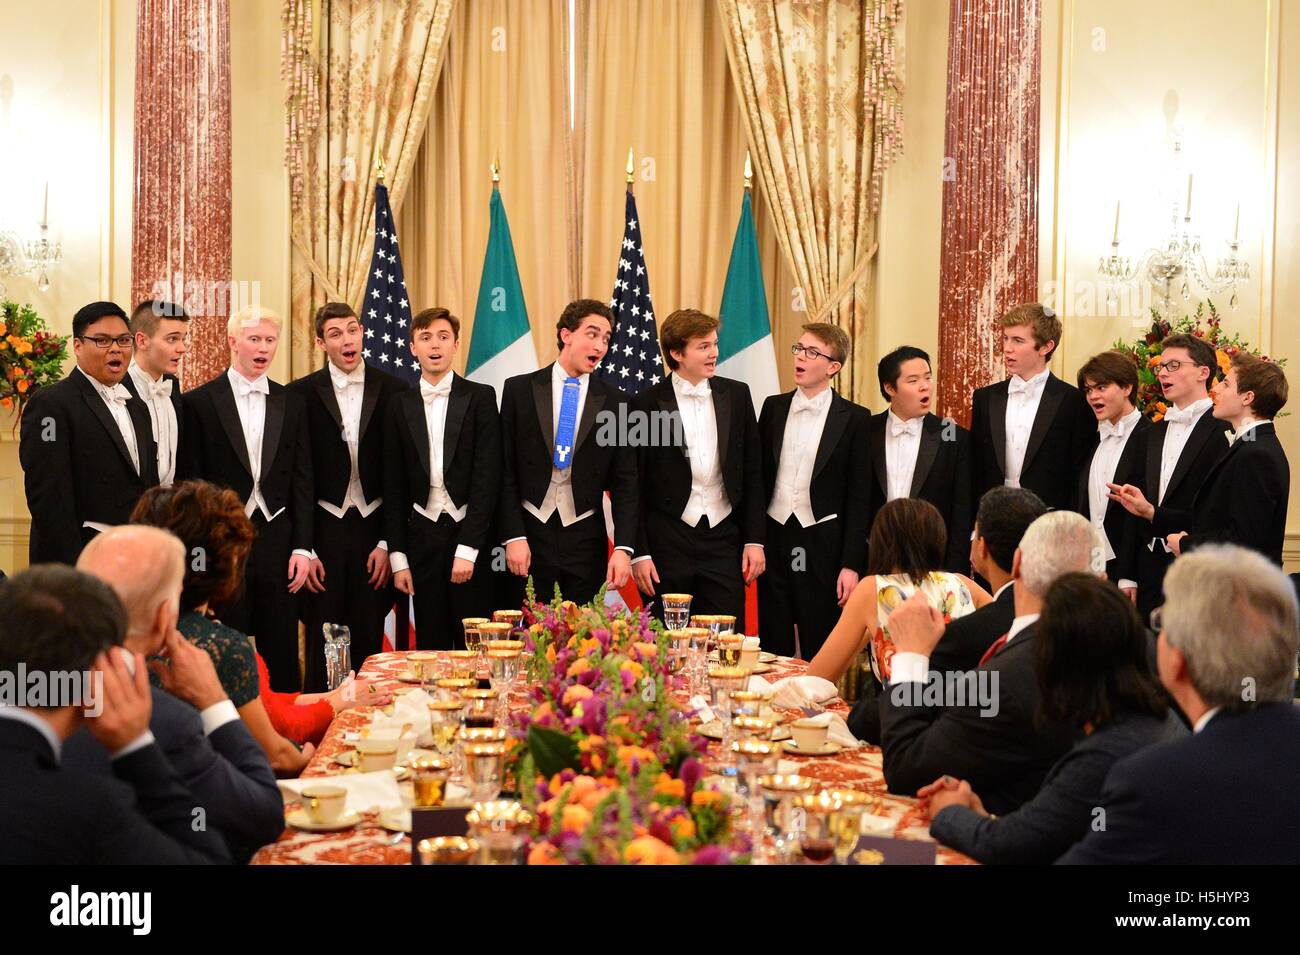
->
[19,301,158,565]
[1060,545,1300,863]
[66,526,284,860]
[0,566,229,864]
[806,498,989,687]
[132,480,315,776]
[876,512,1098,813]
[1111,353,1288,566]
[1073,350,1149,596]
[259,664,391,748]
[924,573,1185,864]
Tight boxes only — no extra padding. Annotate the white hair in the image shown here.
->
[226,304,283,339]
[1162,545,1299,708]
[77,526,186,636]
[1017,511,1105,598]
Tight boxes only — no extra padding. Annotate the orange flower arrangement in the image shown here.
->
[0,301,68,414]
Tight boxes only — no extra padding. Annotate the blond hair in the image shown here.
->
[226,304,283,339]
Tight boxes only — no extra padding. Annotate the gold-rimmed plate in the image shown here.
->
[378,807,411,833]
[779,739,843,757]
[286,809,362,832]
[696,721,791,742]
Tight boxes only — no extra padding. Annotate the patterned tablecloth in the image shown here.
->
[249,651,974,865]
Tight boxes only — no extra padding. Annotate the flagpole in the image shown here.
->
[626,146,635,193]
[491,152,500,192]
[374,147,386,184]
[743,149,752,192]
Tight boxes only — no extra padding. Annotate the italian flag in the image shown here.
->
[466,185,537,403]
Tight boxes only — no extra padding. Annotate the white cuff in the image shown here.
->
[111,730,156,760]
[744,543,764,550]
[454,545,479,564]
[376,540,389,552]
[503,536,527,546]
[889,652,931,687]
[1118,579,1137,591]
[291,548,314,560]
[389,552,410,574]
[631,555,652,565]
[199,699,239,736]
[613,545,633,555]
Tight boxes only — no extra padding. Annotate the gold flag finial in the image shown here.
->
[374,148,387,184]
[491,154,500,184]
[626,147,635,185]
[743,150,753,189]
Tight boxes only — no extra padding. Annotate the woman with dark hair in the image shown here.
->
[132,481,388,773]
[923,573,1186,863]
[807,498,990,684]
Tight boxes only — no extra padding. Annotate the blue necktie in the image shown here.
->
[554,377,580,469]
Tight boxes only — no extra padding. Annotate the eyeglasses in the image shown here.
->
[77,335,135,350]
[791,343,836,362]
[1149,607,1164,632]
[1153,359,1203,374]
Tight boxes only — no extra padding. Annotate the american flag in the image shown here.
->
[361,183,420,384]
[596,190,660,393]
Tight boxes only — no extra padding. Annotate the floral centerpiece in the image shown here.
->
[1111,300,1285,422]
[0,301,68,415]
[508,583,751,865]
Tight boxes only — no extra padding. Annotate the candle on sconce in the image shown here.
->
[1112,200,1121,245]
[1185,174,1193,220]
[1233,203,1240,243]
[42,183,49,228]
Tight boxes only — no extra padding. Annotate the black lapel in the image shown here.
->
[812,392,849,480]
[261,387,286,476]
[655,379,687,460]
[127,398,157,483]
[1144,421,1168,499]
[72,371,139,475]
[533,365,554,451]
[213,376,253,478]
[909,413,942,496]
[359,365,382,441]
[770,391,793,468]
[314,369,343,433]
[989,382,1008,477]
[712,378,733,471]
[1021,375,1065,474]
[167,374,184,441]
[1164,409,1223,502]
[443,374,469,467]
[869,412,887,496]
[575,378,605,452]
[402,390,431,484]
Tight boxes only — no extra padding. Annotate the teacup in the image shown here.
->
[355,739,399,772]
[365,729,415,763]
[790,718,829,753]
[409,651,439,681]
[302,784,346,823]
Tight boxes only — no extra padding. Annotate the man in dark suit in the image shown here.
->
[0,566,229,864]
[1073,350,1151,593]
[1112,352,1289,567]
[970,303,1096,513]
[125,299,189,488]
[289,303,409,687]
[875,511,1101,813]
[632,308,766,624]
[1103,334,1229,619]
[66,526,283,859]
[1060,544,1300,863]
[499,299,637,607]
[757,323,870,659]
[177,306,313,691]
[387,307,501,648]
[19,301,159,566]
[868,346,972,572]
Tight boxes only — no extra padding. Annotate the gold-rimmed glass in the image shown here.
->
[793,790,840,864]
[708,666,749,767]
[434,677,476,701]
[463,741,506,803]
[732,716,775,741]
[728,690,765,719]
[410,755,451,808]
[461,617,489,653]
[427,699,465,762]
[476,622,513,661]
[682,627,711,695]
[417,836,478,865]
[732,739,779,802]
[492,609,524,630]
[824,789,875,865]
[486,647,523,698]
[460,687,499,729]
[409,651,439,690]
[466,800,533,865]
[447,650,478,680]
[757,774,816,848]
[662,593,692,631]
[716,633,743,667]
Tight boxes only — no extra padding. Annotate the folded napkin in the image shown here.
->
[370,687,433,746]
[278,769,404,814]
[795,710,861,749]
[747,674,839,709]
[742,636,761,650]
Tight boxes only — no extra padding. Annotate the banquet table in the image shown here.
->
[250,651,975,865]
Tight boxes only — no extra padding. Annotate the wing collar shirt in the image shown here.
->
[77,366,141,535]
[1088,407,1143,577]
[1157,397,1213,503]
[767,387,836,526]
[127,360,176,486]
[884,410,924,502]
[1003,368,1050,487]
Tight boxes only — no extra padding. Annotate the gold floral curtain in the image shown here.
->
[716,0,904,401]
[283,0,456,376]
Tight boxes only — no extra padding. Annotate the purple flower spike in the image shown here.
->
[693,845,728,865]
[679,757,703,797]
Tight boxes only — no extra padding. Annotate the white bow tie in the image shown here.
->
[420,378,453,403]
[146,377,174,400]
[890,417,922,438]
[102,383,132,405]
[1008,377,1037,397]
[678,381,710,400]
[791,392,828,416]
[234,377,269,398]
[330,365,366,389]
[1099,420,1127,440]
[1163,406,1196,427]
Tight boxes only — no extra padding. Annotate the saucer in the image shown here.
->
[697,721,791,742]
[395,670,424,684]
[779,739,843,757]
[331,750,358,768]
[287,809,362,832]
[859,813,896,835]
[378,807,411,833]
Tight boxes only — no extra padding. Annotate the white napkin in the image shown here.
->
[370,687,433,746]
[742,636,761,650]
[278,769,404,814]
[795,710,861,749]
[747,674,839,709]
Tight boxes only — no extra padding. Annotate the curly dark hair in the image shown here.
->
[130,480,255,613]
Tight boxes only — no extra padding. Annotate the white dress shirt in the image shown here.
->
[317,362,382,521]
[226,368,279,522]
[673,372,731,527]
[1228,417,1265,446]
[1088,407,1142,570]
[78,367,141,535]
[1193,706,1222,734]
[1157,397,1213,503]
[391,372,476,574]
[890,611,1039,685]
[127,360,177,486]
[767,387,836,526]
[884,410,924,502]
[1003,369,1050,487]
[518,364,598,531]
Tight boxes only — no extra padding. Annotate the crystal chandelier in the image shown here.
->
[0,184,62,297]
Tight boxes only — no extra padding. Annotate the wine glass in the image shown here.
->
[682,627,711,695]
[716,633,743,667]
[793,790,839,865]
[411,755,451,808]
[461,617,489,653]
[825,789,873,865]
[463,741,506,802]
[757,774,815,862]
[662,593,692,631]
